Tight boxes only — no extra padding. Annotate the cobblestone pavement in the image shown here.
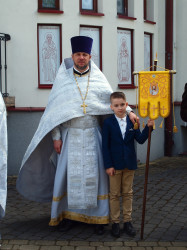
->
[0,156,186,250]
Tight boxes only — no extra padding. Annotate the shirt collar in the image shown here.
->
[73,67,90,77]
[115,114,126,122]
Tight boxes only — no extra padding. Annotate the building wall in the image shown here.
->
[172,0,187,155]
[0,0,162,107]
[7,111,43,175]
[173,0,187,101]
[1,0,186,175]
[7,109,166,175]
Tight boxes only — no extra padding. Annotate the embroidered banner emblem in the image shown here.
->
[138,71,170,119]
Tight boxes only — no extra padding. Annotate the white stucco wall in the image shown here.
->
[173,0,187,101]
[1,0,187,175]
[0,0,164,107]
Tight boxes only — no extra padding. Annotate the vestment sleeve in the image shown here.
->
[126,105,132,115]
[51,125,61,140]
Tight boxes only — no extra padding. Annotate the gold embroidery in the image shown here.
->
[98,194,109,200]
[52,192,67,201]
[138,71,170,119]
[49,211,109,226]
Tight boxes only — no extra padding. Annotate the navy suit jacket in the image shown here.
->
[102,114,150,170]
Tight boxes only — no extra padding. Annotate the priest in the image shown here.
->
[16,36,138,235]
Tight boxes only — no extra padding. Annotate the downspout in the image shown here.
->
[165,0,173,156]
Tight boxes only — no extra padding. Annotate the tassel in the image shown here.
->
[173,125,178,133]
[133,122,139,130]
[142,121,145,128]
[153,123,156,130]
[159,119,164,128]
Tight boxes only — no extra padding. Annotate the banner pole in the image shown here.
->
[140,59,157,240]
[140,126,152,239]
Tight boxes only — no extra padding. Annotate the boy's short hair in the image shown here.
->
[110,92,126,102]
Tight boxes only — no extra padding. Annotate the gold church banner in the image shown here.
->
[138,71,170,120]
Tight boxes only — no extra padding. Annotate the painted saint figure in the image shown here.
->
[150,83,159,96]
[42,33,57,83]
[118,37,130,83]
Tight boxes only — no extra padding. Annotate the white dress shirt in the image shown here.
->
[115,115,127,139]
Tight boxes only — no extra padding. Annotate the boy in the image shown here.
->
[102,92,154,238]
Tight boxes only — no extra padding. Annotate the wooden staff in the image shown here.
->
[140,125,152,239]
[140,59,157,240]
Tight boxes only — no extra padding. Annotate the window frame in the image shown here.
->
[37,23,62,89]
[38,0,63,13]
[117,28,135,89]
[144,0,147,20]
[117,0,128,16]
[144,0,156,24]
[80,0,104,16]
[80,0,97,12]
[144,32,153,70]
[38,0,59,10]
[117,0,136,20]
[80,25,102,71]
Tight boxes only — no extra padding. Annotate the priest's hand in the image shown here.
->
[106,167,115,176]
[129,112,140,126]
[54,139,62,154]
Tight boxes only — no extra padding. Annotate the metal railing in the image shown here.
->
[0,33,11,97]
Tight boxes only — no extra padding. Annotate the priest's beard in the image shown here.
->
[74,63,89,71]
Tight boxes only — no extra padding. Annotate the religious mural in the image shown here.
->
[80,27,100,69]
[42,33,57,82]
[117,29,131,84]
[38,25,61,85]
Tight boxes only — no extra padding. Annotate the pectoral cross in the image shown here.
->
[81,102,88,114]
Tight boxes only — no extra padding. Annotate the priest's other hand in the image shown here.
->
[129,112,140,126]
[54,140,62,154]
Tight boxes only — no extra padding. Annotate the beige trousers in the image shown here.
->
[109,168,135,223]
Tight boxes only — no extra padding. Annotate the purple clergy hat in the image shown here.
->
[71,36,93,55]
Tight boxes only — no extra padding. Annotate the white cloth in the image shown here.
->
[16,58,132,225]
[51,68,102,209]
[62,115,99,209]
[50,115,110,225]
[0,93,7,219]
[16,58,113,202]
[115,115,127,139]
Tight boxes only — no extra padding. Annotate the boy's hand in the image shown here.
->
[106,167,115,176]
[129,112,140,126]
[147,119,155,127]
[54,139,62,154]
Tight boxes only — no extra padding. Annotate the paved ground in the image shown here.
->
[0,156,186,250]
